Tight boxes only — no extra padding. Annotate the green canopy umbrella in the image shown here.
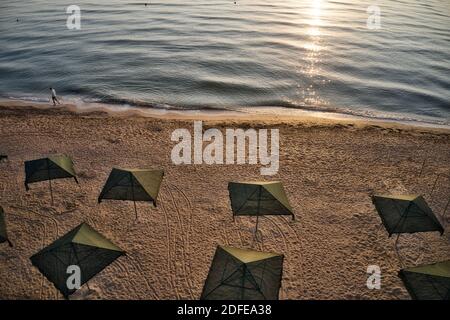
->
[371,194,444,261]
[371,194,444,237]
[30,222,125,299]
[25,155,79,205]
[399,260,450,300]
[228,181,294,233]
[98,168,164,219]
[201,245,284,300]
[0,206,13,247]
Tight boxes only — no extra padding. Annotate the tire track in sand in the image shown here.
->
[265,216,305,298]
[163,184,194,299]
[9,169,60,299]
[168,183,195,299]
[7,206,51,299]
[28,206,60,299]
[125,253,159,299]
[107,253,157,299]
[158,190,180,299]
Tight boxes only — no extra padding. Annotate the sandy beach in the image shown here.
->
[0,100,449,300]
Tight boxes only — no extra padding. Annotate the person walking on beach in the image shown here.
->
[50,87,60,105]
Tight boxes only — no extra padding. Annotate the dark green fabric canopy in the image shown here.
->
[0,206,13,247]
[25,154,78,189]
[228,181,294,233]
[201,245,284,300]
[98,168,164,206]
[371,194,444,236]
[228,181,294,218]
[399,260,450,300]
[30,222,125,298]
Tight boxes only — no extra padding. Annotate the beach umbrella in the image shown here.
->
[30,222,125,299]
[201,245,284,300]
[371,194,444,237]
[24,155,78,205]
[0,206,13,247]
[228,181,294,233]
[371,194,444,260]
[399,260,450,300]
[98,168,164,219]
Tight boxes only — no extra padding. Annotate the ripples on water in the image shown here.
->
[0,0,449,124]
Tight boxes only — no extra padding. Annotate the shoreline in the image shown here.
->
[1,98,449,134]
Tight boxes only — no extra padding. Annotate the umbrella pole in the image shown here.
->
[429,174,440,201]
[255,214,259,234]
[394,233,400,250]
[47,159,54,206]
[394,234,404,267]
[49,178,54,206]
[418,158,426,178]
[443,197,450,222]
[131,173,138,220]
[255,185,262,235]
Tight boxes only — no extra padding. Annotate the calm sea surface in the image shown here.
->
[0,0,449,125]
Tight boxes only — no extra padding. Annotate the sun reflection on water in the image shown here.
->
[300,0,327,107]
